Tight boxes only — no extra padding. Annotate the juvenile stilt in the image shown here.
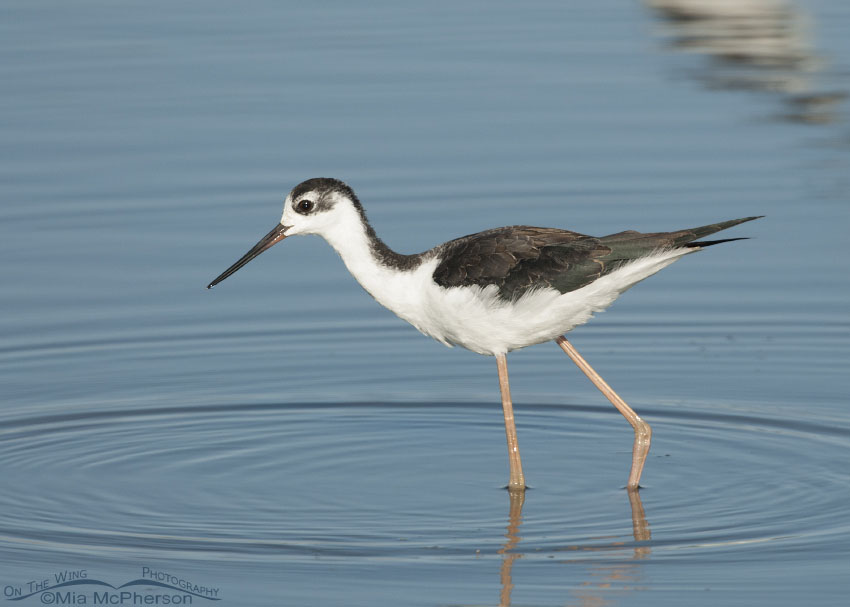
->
[496,353,526,490]
[556,336,651,489]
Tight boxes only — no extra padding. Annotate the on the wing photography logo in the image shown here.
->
[4,567,220,604]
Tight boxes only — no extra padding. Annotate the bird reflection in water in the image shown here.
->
[496,489,651,606]
[646,0,846,123]
[498,491,525,607]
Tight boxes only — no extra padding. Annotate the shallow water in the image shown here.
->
[1,0,849,605]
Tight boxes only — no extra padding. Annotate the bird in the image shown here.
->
[207,177,761,491]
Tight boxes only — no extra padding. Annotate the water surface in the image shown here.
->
[1,1,848,605]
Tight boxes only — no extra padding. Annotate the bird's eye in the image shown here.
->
[296,199,314,214]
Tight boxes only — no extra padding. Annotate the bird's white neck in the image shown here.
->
[316,204,428,314]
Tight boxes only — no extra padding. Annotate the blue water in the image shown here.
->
[1,1,848,605]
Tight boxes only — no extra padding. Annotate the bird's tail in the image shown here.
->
[677,216,763,247]
[684,236,748,248]
[599,216,762,254]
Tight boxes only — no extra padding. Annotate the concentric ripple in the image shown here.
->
[1,400,847,566]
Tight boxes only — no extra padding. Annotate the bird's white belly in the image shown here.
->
[351,249,693,356]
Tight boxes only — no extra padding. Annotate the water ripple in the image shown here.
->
[1,400,846,566]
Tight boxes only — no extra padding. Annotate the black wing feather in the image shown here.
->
[431,217,761,301]
[432,226,611,300]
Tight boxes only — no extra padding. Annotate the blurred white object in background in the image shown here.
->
[646,0,846,122]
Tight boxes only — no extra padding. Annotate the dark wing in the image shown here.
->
[431,226,613,300]
[431,217,761,301]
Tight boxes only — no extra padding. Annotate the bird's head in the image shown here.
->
[206,178,362,289]
[280,177,363,238]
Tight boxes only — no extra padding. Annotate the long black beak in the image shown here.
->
[207,223,290,289]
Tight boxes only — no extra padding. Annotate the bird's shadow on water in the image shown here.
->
[496,489,650,607]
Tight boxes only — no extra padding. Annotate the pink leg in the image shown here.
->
[496,353,526,491]
[555,336,651,489]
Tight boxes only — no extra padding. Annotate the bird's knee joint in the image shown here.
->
[635,422,652,444]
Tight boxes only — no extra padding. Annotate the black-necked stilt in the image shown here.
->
[208,177,761,491]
